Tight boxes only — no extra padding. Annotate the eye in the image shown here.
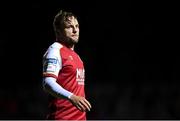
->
[76,24,79,28]
[65,25,72,29]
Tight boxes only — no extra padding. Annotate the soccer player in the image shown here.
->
[42,10,92,120]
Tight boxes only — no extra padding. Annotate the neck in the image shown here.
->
[69,45,74,50]
[56,39,74,50]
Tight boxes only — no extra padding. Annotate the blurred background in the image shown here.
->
[0,0,179,119]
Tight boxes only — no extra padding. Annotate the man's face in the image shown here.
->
[62,16,79,44]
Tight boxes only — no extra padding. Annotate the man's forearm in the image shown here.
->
[43,77,73,99]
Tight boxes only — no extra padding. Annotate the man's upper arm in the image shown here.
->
[43,47,62,79]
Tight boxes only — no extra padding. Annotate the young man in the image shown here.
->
[42,10,91,120]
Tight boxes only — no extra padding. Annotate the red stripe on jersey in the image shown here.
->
[43,73,58,79]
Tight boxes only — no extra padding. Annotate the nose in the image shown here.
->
[73,26,78,33]
[73,29,76,34]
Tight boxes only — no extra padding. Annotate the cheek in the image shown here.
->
[64,30,72,36]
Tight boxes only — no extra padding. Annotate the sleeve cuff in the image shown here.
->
[43,73,58,79]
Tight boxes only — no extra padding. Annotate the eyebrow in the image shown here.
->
[65,21,79,25]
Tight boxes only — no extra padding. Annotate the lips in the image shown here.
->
[72,35,78,37]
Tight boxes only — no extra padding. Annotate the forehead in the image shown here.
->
[64,16,78,25]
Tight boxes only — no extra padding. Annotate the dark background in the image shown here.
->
[0,0,180,119]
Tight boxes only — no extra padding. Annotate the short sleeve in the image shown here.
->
[43,45,62,79]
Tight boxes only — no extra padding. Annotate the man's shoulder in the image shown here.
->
[43,42,63,57]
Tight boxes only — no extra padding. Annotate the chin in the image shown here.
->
[73,39,79,43]
[67,38,79,44]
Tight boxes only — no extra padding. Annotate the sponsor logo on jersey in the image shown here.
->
[44,58,58,72]
[76,68,85,85]
[46,58,57,64]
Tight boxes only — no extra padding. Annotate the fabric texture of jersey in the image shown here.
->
[43,42,86,120]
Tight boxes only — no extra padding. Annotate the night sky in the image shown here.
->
[0,0,179,119]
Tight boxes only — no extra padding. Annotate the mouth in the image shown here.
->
[72,35,79,39]
[72,35,78,37]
